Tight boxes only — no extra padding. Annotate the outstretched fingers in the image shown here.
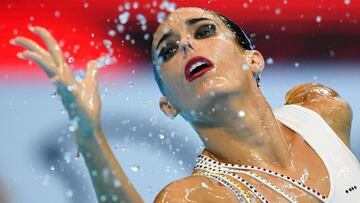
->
[30,26,65,69]
[10,36,51,61]
[17,50,56,78]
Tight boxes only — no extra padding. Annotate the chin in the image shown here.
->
[191,78,242,110]
[196,76,242,96]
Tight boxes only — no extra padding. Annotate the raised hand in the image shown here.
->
[11,26,144,203]
[11,26,101,129]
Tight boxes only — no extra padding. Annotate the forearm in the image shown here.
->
[75,124,144,203]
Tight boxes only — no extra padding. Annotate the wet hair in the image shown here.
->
[152,9,256,95]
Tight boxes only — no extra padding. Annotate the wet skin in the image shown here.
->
[11,7,352,203]
[152,8,352,203]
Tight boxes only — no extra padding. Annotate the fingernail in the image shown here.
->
[17,53,24,59]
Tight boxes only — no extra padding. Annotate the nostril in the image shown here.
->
[188,43,194,50]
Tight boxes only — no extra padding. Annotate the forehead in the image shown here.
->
[152,7,219,47]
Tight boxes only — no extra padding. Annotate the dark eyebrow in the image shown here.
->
[156,32,173,50]
[185,17,211,25]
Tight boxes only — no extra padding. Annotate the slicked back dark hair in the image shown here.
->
[152,8,256,95]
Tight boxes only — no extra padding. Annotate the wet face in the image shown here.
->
[152,7,263,121]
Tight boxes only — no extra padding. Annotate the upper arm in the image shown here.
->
[153,176,238,203]
[285,82,353,147]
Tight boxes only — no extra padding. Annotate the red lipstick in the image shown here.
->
[184,56,214,82]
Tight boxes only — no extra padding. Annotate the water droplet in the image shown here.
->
[136,14,147,25]
[74,70,85,80]
[112,195,118,202]
[275,8,281,15]
[113,179,122,188]
[316,16,322,23]
[128,81,134,87]
[108,30,116,37]
[91,170,98,177]
[158,134,165,140]
[50,165,55,171]
[51,90,58,98]
[68,57,74,63]
[64,152,71,163]
[144,33,150,40]
[159,1,176,11]
[68,117,79,132]
[266,57,274,65]
[130,164,140,172]
[119,145,127,151]
[100,195,107,202]
[238,111,246,117]
[124,2,131,10]
[125,34,131,41]
[133,2,139,9]
[116,24,125,33]
[54,10,61,18]
[157,11,166,23]
[242,64,250,71]
[119,11,130,24]
[103,39,112,49]
[65,189,73,198]
[344,0,351,5]
[294,62,300,67]
[102,168,110,179]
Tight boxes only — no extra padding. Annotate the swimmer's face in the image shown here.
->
[152,8,264,121]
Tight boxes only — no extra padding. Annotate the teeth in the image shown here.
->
[190,61,207,73]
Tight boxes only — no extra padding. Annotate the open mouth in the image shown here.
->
[185,56,214,82]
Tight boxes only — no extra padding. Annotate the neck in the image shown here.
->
[191,83,292,169]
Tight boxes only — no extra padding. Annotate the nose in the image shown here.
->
[178,36,195,57]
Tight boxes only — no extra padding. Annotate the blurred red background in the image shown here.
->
[1,0,359,77]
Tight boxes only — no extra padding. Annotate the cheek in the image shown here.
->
[160,62,195,105]
[210,39,242,65]
[194,38,249,94]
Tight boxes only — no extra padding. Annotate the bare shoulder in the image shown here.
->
[285,82,353,147]
[153,174,239,203]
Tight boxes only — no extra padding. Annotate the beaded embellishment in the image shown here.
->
[193,154,327,203]
[193,171,255,203]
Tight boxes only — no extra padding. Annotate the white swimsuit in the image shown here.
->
[194,104,360,202]
[273,104,360,202]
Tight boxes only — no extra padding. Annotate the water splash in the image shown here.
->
[130,164,140,172]
[95,39,117,68]
[118,11,130,24]
[68,116,80,132]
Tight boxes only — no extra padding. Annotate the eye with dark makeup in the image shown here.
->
[194,24,216,39]
[159,42,178,62]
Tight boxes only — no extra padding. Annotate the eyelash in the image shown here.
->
[158,24,217,62]
[194,24,216,39]
[159,43,178,62]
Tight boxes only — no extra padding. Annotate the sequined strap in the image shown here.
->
[193,171,254,203]
[195,155,327,202]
